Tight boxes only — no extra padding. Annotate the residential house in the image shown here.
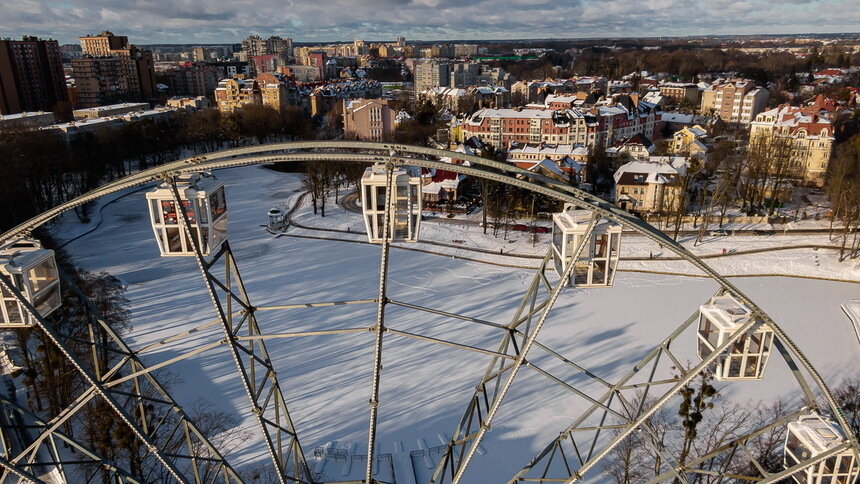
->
[607,133,655,162]
[613,159,687,213]
[672,125,708,157]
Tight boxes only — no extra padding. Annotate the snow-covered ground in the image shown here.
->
[50,165,860,482]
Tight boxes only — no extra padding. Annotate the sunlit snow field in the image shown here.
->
[51,165,860,482]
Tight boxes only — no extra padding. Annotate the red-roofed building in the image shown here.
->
[750,104,835,185]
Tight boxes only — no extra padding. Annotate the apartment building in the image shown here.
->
[700,79,769,125]
[308,79,383,116]
[159,63,220,97]
[450,62,480,88]
[257,73,299,113]
[214,78,262,113]
[79,32,128,56]
[453,44,479,57]
[343,98,396,141]
[658,82,700,105]
[71,57,130,107]
[73,32,156,107]
[0,37,68,115]
[462,99,659,150]
[414,61,450,92]
[749,102,835,186]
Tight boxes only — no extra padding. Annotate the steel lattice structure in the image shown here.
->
[0,141,858,484]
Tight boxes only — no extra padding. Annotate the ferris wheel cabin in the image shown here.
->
[697,293,774,381]
[146,173,228,257]
[551,206,622,287]
[784,413,860,484]
[0,239,61,328]
[360,164,422,243]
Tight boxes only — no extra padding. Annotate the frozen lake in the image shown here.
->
[52,165,860,482]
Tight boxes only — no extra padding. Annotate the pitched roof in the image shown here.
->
[614,160,682,185]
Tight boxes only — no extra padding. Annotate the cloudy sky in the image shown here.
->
[1,0,856,45]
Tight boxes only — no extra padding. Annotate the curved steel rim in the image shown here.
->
[4,141,857,464]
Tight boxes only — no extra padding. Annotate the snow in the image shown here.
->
[843,300,860,348]
[48,164,860,482]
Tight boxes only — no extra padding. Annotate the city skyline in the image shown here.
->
[2,0,859,45]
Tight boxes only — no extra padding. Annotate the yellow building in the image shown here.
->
[749,105,834,186]
[257,73,298,114]
[448,118,464,144]
[672,125,708,157]
[214,78,261,113]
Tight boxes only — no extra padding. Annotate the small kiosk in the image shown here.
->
[146,173,228,257]
[0,239,61,327]
[696,293,774,380]
[267,208,287,233]
[551,206,621,287]
[784,413,859,484]
[360,164,422,243]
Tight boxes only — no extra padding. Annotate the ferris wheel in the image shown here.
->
[0,141,858,484]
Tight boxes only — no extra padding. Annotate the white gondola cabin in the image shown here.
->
[551,206,621,287]
[361,164,422,243]
[0,239,61,328]
[696,293,773,381]
[785,413,859,484]
[267,208,286,233]
[146,173,227,257]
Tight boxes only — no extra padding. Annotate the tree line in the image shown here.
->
[0,105,317,234]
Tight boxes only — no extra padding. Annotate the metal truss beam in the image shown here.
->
[0,264,242,483]
[0,397,140,484]
[431,215,599,484]
[365,164,394,484]
[509,287,831,484]
[0,274,189,483]
[170,181,312,484]
[0,266,244,484]
[508,299,711,483]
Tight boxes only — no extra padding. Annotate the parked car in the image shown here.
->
[752,229,775,236]
[709,229,729,237]
[531,226,549,234]
[511,224,528,231]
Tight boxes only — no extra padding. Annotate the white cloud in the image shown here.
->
[0,0,850,44]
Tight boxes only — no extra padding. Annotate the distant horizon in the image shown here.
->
[3,0,859,47]
[138,31,860,47]
[10,30,860,48]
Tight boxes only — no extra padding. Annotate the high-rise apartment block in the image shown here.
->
[71,57,129,107]
[700,79,769,125]
[0,36,68,115]
[73,31,156,107]
[414,61,450,92]
[449,62,479,88]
